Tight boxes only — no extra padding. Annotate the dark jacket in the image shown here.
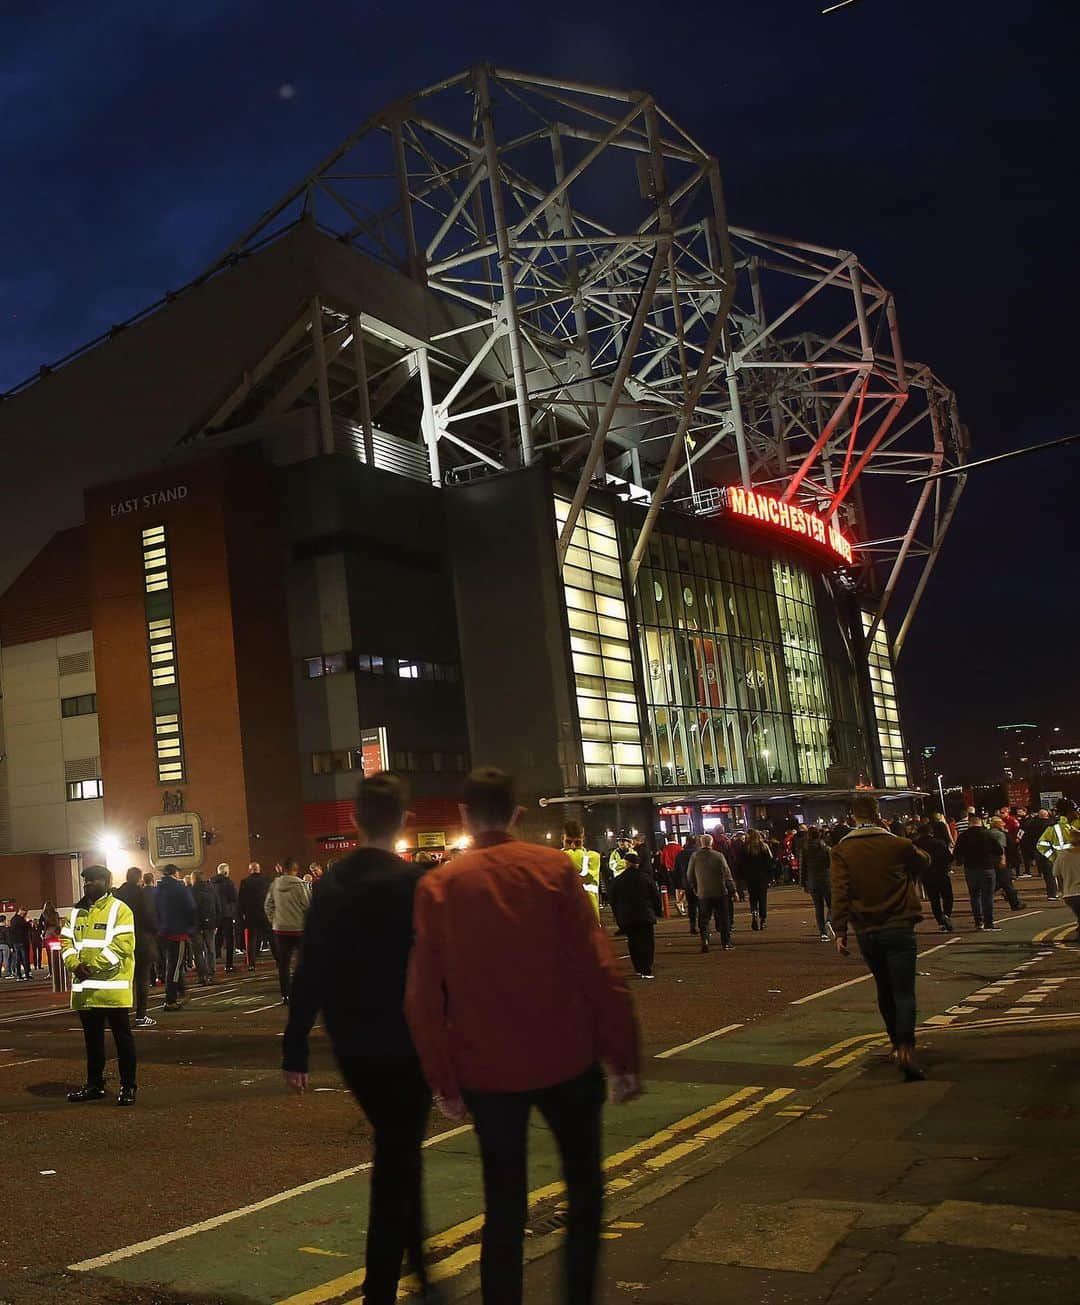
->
[1021,814,1052,857]
[155,875,198,938]
[672,845,696,891]
[610,865,662,928]
[741,846,775,882]
[914,834,952,881]
[953,826,1003,872]
[830,827,928,936]
[800,838,831,884]
[212,873,238,920]
[114,882,159,955]
[283,848,424,1074]
[191,879,220,930]
[237,871,271,930]
[7,913,30,945]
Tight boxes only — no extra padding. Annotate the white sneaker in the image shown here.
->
[825,922,836,941]
[134,1016,157,1028]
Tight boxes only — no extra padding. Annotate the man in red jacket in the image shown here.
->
[406,767,641,1305]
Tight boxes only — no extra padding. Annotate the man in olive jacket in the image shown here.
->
[831,794,930,1081]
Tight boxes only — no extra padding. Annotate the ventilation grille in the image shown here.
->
[58,650,93,677]
[64,756,101,782]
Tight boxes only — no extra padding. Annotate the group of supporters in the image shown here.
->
[0,902,62,979]
[50,778,1080,1305]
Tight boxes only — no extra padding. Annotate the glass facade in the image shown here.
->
[633,529,859,789]
[861,612,909,787]
[555,497,646,790]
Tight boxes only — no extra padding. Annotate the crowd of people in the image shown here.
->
[33,778,1080,1304]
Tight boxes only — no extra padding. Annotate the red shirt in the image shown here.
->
[660,841,682,873]
[405,833,639,1097]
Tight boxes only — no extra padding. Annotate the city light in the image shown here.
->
[395,839,408,854]
[455,836,472,851]
[98,833,121,856]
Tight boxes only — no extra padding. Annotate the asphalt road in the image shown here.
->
[0,877,1075,1303]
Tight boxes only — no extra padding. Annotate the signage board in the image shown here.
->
[146,811,205,871]
[1040,791,1064,810]
[1006,781,1031,810]
[725,486,854,565]
[658,805,689,817]
[416,832,446,849]
[360,726,390,778]
[109,485,189,517]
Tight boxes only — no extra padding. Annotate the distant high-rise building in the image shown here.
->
[998,723,1043,779]
[1045,746,1080,777]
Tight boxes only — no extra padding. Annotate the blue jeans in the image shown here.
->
[856,927,918,1050]
[965,868,996,927]
[9,943,30,978]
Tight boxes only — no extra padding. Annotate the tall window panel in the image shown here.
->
[555,498,646,790]
[861,612,908,787]
[633,528,857,789]
[142,525,187,784]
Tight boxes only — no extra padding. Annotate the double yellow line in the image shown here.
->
[276,1084,795,1305]
[1033,921,1078,944]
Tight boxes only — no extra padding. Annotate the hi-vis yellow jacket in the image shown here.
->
[567,847,602,922]
[1037,817,1080,865]
[60,893,136,1010]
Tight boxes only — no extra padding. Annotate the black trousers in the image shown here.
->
[338,1058,432,1305]
[463,1065,605,1305]
[698,895,731,948]
[217,919,237,969]
[274,934,302,998]
[1035,852,1058,898]
[79,1007,136,1088]
[745,871,769,922]
[922,872,954,926]
[624,924,655,975]
[245,924,276,968]
[162,938,188,1005]
[996,864,1022,909]
[856,927,917,1049]
[133,950,154,1020]
[685,889,699,932]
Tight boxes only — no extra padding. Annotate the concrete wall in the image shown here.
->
[0,630,104,857]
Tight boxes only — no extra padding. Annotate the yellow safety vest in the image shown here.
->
[1037,818,1080,864]
[567,847,602,921]
[60,893,136,1011]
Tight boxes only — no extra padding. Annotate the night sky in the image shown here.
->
[2,1,1075,778]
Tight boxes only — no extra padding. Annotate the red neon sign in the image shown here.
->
[726,487,854,566]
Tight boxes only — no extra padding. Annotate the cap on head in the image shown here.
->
[82,864,110,885]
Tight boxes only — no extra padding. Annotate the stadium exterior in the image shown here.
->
[0,67,968,905]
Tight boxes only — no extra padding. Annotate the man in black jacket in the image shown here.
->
[237,862,273,972]
[115,867,159,1026]
[282,773,437,1305]
[954,816,1005,932]
[914,828,954,933]
[212,862,239,973]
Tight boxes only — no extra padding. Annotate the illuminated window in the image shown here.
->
[862,612,908,788]
[555,497,645,790]
[142,526,186,784]
[66,779,103,801]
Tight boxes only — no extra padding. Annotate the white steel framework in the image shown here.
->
[8,65,968,659]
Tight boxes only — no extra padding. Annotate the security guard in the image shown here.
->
[61,864,138,1106]
[1037,800,1080,898]
[608,836,632,879]
[562,820,601,922]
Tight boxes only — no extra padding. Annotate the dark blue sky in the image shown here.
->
[1,0,1075,775]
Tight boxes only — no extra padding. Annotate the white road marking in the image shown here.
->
[245,1002,286,1015]
[68,1124,473,1271]
[0,1058,42,1068]
[654,1023,744,1059]
[791,937,960,1005]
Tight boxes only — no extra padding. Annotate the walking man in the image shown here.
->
[155,863,197,1010]
[190,868,221,984]
[238,861,273,971]
[283,774,437,1304]
[212,862,239,972]
[953,814,1004,932]
[406,767,641,1305]
[674,835,699,932]
[830,794,930,1081]
[913,824,954,933]
[608,850,661,978]
[266,857,311,1002]
[800,826,836,940]
[61,865,138,1105]
[114,866,159,1027]
[687,834,736,952]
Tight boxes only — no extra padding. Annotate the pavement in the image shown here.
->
[0,880,1077,1304]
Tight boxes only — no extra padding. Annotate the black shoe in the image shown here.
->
[751,913,760,931]
[760,919,767,931]
[68,1085,106,1103]
[700,941,709,953]
[689,927,698,935]
[117,1085,137,1107]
